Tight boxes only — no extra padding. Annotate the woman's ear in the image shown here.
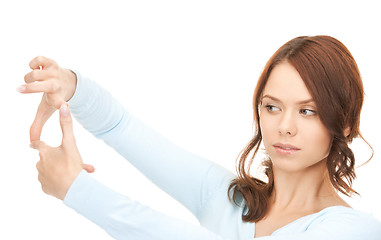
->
[344,126,351,138]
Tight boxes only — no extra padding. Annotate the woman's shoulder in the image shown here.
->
[274,206,381,238]
[314,206,381,235]
[320,205,379,220]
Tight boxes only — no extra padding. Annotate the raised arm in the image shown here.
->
[67,70,235,218]
[65,170,233,240]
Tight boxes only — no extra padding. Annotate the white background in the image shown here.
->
[1,0,380,239]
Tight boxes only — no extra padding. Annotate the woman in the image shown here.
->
[18,35,381,239]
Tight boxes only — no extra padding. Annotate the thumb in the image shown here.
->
[83,163,95,173]
[59,103,75,146]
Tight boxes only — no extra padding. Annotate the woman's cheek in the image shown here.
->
[301,119,332,159]
[260,115,275,149]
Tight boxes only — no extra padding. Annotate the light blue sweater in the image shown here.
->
[64,71,381,239]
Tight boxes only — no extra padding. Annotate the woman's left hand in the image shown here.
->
[31,103,85,201]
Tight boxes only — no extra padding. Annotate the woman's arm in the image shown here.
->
[65,170,232,240]
[68,70,235,219]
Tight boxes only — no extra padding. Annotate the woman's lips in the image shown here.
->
[273,143,300,155]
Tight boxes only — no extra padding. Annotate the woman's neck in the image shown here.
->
[269,160,349,213]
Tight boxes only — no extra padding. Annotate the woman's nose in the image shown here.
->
[278,111,297,136]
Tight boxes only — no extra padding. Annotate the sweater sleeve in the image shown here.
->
[64,170,230,240]
[67,71,236,219]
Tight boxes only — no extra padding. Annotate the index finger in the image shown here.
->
[29,56,58,71]
[30,98,57,142]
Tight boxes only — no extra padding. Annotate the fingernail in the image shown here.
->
[60,103,69,118]
[16,85,26,93]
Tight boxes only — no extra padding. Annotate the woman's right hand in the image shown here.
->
[18,56,95,173]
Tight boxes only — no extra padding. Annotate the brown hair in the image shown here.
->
[228,35,371,222]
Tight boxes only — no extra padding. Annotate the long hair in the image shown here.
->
[228,35,371,222]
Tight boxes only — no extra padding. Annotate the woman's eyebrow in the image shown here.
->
[261,95,281,103]
[261,94,315,104]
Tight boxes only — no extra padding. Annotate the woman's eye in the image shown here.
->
[265,105,281,112]
[300,109,316,116]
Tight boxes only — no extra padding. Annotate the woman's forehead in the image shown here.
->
[262,62,314,104]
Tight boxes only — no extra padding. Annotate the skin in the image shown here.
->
[254,62,349,237]
[21,56,77,142]
[31,103,84,200]
[18,56,94,199]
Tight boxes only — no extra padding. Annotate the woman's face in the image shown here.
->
[259,62,332,173]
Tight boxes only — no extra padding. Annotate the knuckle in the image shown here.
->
[36,161,42,171]
[38,150,47,158]
[30,70,38,79]
[35,55,45,64]
[37,174,42,182]
[50,82,60,92]
[46,82,54,92]
[51,63,59,70]
[50,69,59,78]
